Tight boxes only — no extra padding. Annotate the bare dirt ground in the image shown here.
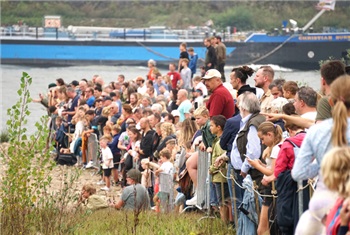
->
[51,163,123,201]
[0,142,122,203]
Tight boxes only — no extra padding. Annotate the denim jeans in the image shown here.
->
[210,182,218,206]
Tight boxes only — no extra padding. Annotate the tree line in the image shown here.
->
[1,1,349,32]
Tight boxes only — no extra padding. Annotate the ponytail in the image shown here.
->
[331,101,348,146]
[330,74,350,147]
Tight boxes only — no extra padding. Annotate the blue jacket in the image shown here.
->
[220,114,241,157]
[189,53,198,75]
[108,133,121,155]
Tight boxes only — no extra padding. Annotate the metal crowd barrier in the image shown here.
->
[158,172,174,213]
[196,150,211,210]
[87,133,100,169]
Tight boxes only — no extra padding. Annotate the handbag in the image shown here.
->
[178,168,193,199]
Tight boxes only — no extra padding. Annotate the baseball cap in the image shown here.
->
[126,169,141,182]
[171,110,180,117]
[202,69,221,79]
[103,96,112,101]
[70,80,79,86]
[48,83,57,89]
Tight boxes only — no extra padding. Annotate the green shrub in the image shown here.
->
[0,72,82,234]
[0,130,9,143]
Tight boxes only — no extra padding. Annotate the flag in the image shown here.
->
[317,0,336,11]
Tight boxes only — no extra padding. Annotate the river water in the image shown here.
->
[0,64,321,134]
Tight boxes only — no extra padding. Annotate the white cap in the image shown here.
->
[202,69,221,79]
[171,110,180,117]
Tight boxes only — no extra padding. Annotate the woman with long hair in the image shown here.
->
[292,75,350,235]
[167,89,179,112]
[154,122,176,160]
[177,118,199,148]
[119,104,134,134]
[121,126,141,187]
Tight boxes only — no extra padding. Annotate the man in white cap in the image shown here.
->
[202,69,235,119]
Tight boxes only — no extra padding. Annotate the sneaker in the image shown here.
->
[101,186,110,191]
[96,180,105,185]
[186,194,197,206]
[85,161,94,169]
[175,192,186,206]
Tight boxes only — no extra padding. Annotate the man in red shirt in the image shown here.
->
[203,69,235,119]
[167,63,183,90]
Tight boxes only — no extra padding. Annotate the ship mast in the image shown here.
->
[302,0,336,32]
[302,9,326,32]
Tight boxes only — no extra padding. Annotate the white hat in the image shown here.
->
[202,69,221,79]
[171,110,180,117]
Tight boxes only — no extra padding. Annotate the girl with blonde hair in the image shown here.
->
[154,122,176,160]
[322,147,350,235]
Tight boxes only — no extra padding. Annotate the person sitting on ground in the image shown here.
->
[110,169,150,211]
[77,184,108,210]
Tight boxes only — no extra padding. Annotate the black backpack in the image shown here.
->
[56,153,77,166]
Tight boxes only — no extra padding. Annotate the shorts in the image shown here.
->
[262,183,273,206]
[113,153,121,169]
[103,168,112,177]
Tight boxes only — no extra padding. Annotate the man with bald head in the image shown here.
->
[95,76,105,87]
[176,89,192,122]
[138,118,155,166]
[203,69,234,119]
[254,65,275,113]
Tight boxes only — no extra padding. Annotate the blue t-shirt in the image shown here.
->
[86,96,96,107]
[177,100,192,122]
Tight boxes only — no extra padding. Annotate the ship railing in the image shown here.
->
[0,27,244,42]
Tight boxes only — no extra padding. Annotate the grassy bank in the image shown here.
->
[74,209,234,235]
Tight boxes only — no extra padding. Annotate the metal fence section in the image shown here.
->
[196,150,211,210]
[158,172,174,213]
[87,133,100,168]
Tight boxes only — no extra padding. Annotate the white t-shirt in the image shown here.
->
[301,111,317,121]
[118,132,130,148]
[195,82,208,96]
[74,120,84,140]
[266,143,282,170]
[160,161,175,175]
[137,85,147,95]
[101,147,114,169]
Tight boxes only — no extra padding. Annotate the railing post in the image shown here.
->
[143,29,146,41]
[123,28,126,40]
[36,27,38,39]
[55,28,58,39]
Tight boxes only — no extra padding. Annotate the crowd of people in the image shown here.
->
[34,38,350,235]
